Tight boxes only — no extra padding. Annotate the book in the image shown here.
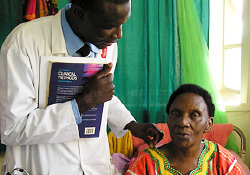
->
[39,56,110,138]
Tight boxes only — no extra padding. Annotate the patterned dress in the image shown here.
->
[126,139,243,175]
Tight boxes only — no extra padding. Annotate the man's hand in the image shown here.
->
[125,121,164,148]
[76,62,114,113]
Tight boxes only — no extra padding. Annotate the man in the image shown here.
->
[0,0,163,174]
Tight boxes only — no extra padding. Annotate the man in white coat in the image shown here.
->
[0,0,163,174]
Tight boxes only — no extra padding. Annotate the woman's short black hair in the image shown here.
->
[166,84,215,117]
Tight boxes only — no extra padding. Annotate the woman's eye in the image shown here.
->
[191,112,199,118]
[170,111,179,117]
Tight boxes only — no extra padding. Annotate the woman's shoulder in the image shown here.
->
[205,139,246,174]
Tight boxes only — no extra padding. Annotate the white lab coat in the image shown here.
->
[0,10,134,175]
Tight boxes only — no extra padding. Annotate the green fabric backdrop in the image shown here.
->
[0,0,23,46]
[114,0,182,124]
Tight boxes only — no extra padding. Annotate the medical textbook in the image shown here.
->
[39,56,109,138]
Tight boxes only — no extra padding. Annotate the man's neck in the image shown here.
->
[65,7,86,42]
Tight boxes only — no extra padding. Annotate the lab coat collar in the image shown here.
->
[51,10,68,55]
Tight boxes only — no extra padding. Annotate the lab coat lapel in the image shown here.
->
[51,10,68,56]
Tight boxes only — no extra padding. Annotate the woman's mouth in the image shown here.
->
[176,132,190,139]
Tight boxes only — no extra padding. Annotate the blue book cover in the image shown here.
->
[47,62,104,138]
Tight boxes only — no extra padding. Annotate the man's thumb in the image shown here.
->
[97,62,113,78]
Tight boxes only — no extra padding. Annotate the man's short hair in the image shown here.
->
[71,0,130,11]
[166,84,215,117]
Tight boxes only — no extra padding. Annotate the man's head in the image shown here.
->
[67,0,131,49]
[71,0,130,10]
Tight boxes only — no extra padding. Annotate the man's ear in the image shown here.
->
[73,5,86,21]
[204,117,213,133]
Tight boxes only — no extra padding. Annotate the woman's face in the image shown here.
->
[167,93,213,149]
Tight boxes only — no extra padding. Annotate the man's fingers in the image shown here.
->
[104,62,113,76]
[156,130,164,143]
[96,62,113,78]
[142,136,151,147]
[151,133,161,148]
[146,126,164,148]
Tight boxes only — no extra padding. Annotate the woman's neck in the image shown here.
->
[159,141,205,175]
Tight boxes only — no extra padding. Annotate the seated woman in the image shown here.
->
[126,84,245,175]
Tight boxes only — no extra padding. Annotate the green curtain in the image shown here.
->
[57,0,71,10]
[0,0,23,46]
[114,0,182,123]
[193,0,209,46]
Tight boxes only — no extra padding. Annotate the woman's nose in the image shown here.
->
[177,114,191,127]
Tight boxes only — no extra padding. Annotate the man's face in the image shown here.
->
[167,93,213,148]
[77,1,131,49]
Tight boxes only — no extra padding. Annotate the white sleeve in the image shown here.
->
[107,96,136,138]
[0,44,79,146]
[107,43,135,138]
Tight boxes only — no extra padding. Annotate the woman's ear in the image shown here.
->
[204,117,213,133]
